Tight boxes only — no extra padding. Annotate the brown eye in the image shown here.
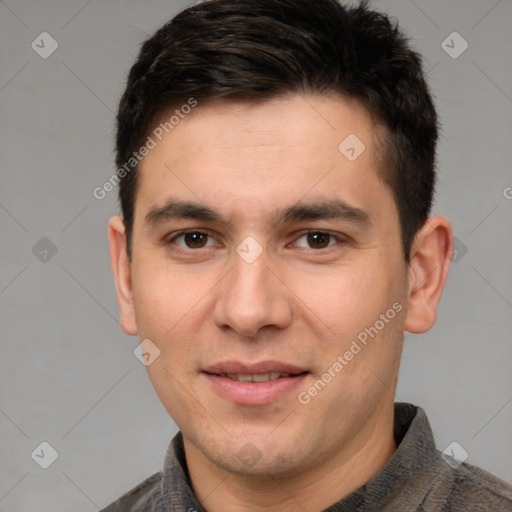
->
[183,232,209,248]
[170,231,212,249]
[306,232,332,249]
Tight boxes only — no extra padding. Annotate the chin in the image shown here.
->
[219,451,308,479]
[201,432,314,479]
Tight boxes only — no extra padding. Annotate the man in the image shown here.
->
[104,0,512,510]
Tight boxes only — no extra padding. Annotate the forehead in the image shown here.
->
[135,93,394,227]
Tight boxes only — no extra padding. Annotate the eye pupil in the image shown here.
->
[307,232,330,249]
[184,232,207,248]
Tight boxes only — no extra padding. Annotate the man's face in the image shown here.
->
[123,94,411,477]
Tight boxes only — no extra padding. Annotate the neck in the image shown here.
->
[184,407,397,512]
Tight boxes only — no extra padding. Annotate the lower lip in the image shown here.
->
[203,372,308,405]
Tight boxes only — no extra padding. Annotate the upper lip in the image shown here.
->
[203,360,308,375]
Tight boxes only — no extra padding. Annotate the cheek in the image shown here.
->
[290,256,406,374]
[131,257,211,339]
[292,264,385,337]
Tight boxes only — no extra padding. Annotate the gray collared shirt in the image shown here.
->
[101,403,512,511]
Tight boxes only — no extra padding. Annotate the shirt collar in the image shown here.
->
[161,402,442,511]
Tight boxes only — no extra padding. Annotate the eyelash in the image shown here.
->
[165,229,347,254]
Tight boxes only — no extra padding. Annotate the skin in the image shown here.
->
[109,93,453,511]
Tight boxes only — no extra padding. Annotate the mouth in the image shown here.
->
[202,361,309,405]
[206,371,305,383]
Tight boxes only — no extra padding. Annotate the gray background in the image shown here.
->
[1,0,511,510]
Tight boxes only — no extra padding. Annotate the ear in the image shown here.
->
[405,216,453,334]
[108,216,138,336]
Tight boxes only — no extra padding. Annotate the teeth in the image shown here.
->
[220,372,293,382]
[228,373,252,382]
[252,373,270,382]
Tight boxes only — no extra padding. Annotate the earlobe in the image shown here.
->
[404,216,453,334]
[108,216,138,336]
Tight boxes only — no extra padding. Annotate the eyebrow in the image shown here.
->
[144,198,371,229]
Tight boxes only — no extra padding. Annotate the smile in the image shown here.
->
[214,372,299,382]
[202,362,309,405]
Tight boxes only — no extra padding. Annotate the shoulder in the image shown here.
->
[100,472,163,512]
[434,457,512,511]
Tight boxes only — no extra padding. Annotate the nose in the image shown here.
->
[213,249,293,338]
